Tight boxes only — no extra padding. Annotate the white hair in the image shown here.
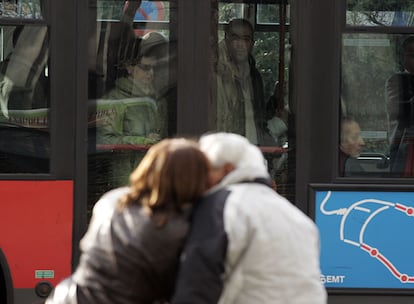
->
[199,132,268,174]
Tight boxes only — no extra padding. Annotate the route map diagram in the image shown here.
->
[315,190,414,289]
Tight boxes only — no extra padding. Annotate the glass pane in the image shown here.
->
[340,33,414,177]
[0,0,43,19]
[213,1,293,200]
[88,0,176,209]
[0,25,49,173]
[256,4,290,25]
[218,3,245,23]
[347,0,414,26]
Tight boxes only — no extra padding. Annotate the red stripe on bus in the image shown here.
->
[0,180,73,288]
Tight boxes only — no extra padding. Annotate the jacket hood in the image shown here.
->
[219,165,270,187]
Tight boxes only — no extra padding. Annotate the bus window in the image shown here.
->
[88,1,176,210]
[212,1,292,199]
[341,2,414,177]
[339,32,414,177]
[0,25,49,173]
[346,1,414,27]
[0,0,43,19]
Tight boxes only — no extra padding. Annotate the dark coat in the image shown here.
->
[46,187,189,304]
[386,72,414,131]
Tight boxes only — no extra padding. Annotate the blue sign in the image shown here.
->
[134,1,164,22]
[315,190,414,289]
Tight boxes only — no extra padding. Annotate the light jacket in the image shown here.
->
[216,41,270,145]
[92,97,161,145]
[93,76,167,145]
[172,167,327,304]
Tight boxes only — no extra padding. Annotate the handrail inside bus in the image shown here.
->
[96,144,288,155]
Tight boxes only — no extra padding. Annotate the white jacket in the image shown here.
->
[173,166,327,304]
[220,176,326,303]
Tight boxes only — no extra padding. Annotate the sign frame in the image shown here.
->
[309,183,414,295]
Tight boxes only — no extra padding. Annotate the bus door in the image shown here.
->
[0,1,76,303]
[209,0,293,200]
[301,1,414,301]
[87,0,177,212]
[87,0,295,215]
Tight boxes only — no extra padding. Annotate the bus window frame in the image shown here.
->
[338,0,414,181]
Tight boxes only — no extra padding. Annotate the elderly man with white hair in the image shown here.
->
[172,132,327,304]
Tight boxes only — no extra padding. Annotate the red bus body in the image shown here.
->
[0,180,73,303]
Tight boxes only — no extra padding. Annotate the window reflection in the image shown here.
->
[0,25,49,173]
[88,0,176,207]
[215,18,268,145]
[213,1,292,199]
[347,1,414,27]
[385,36,414,176]
[257,4,290,25]
[97,31,169,145]
[0,0,43,19]
[218,3,245,23]
[339,33,414,177]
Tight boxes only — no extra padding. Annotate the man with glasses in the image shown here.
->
[216,18,270,145]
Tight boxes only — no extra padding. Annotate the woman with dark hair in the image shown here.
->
[46,138,211,304]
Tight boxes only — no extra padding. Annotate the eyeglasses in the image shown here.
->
[134,63,156,71]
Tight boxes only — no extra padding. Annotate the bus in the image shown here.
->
[1,0,414,303]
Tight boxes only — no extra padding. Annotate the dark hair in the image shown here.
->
[399,36,414,68]
[225,18,254,37]
[402,36,414,52]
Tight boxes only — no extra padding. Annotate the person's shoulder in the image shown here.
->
[103,77,133,99]
[227,183,306,214]
[225,182,277,210]
[227,181,271,193]
[196,187,231,212]
[93,187,129,212]
[101,186,129,199]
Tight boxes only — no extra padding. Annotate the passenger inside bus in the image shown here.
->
[385,36,414,176]
[91,31,169,188]
[98,31,169,145]
[215,18,273,146]
[339,116,365,177]
[266,81,288,147]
